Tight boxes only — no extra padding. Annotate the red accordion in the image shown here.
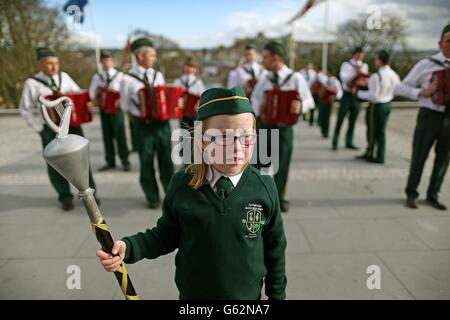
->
[319,86,338,104]
[245,79,258,98]
[310,81,323,95]
[348,72,370,90]
[431,68,450,106]
[260,89,300,126]
[45,91,92,128]
[96,86,120,113]
[138,85,184,122]
[183,92,200,118]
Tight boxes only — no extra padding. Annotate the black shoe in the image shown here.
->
[280,200,290,213]
[355,153,368,160]
[98,164,116,172]
[426,198,447,211]
[322,134,329,138]
[62,201,74,211]
[123,164,131,172]
[346,144,359,150]
[366,157,384,164]
[147,201,161,209]
[406,197,418,209]
[331,144,337,151]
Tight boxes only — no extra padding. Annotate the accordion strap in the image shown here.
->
[126,70,158,86]
[427,57,448,68]
[30,72,62,93]
[98,70,121,85]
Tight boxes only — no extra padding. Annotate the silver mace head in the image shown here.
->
[39,95,90,191]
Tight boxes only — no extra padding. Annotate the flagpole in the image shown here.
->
[321,0,329,72]
[88,0,101,73]
[289,22,296,69]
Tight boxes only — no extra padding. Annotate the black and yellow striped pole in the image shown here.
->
[39,95,140,300]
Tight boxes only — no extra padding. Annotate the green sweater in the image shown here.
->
[122,165,287,299]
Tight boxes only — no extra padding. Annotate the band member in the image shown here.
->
[354,50,400,164]
[97,86,287,300]
[19,47,98,211]
[251,40,315,212]
[300,63,319,126]
[227,44,266,98]
[89,50,130,172]
[332,47,369,150]
[120,38,174,209]
[173,56,206,130]
[395,24,450,210]
[317,67,343,138]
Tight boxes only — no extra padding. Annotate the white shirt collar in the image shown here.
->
[271,64,290,81]
[207,166,243,189]
[434,51,450,63]
[136,65,155,77]
[37,71,59,85]
[104,68,117,78]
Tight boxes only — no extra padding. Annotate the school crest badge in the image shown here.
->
[242,203,265,239]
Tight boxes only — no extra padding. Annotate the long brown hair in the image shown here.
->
[187,115,256,189]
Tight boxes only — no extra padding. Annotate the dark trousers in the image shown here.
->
[254,118,293,203]
[100,110,129,167]
[40,125,96,204]
[405,108,450,200]
[134,117,174,203]
[319,101,332,137]
[332,91,361,147]
[129,116,138,152]
[366,102,391,163]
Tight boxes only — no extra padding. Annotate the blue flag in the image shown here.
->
[63,0,88,24]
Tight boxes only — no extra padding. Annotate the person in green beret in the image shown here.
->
[96,86,287,300]
[19,47,98,211]
[173,56,206,130]
[120,38,174,209]
[227,44,267,99]
[89,50,130,172]
[251,40,315,212]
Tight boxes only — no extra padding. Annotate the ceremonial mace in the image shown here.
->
[39,96,139,300]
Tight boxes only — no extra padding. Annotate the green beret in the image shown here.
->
[196,86,255,121]
[131,37,153,52]
[100,50,112,59]
[263,40,286,60]
[441,24,450,40]
[245,43,256,50]
[36,47,56,60]
[185,56,198,67]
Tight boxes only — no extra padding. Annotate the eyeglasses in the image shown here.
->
[204,133,257,146]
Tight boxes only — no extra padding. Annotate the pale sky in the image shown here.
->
[49,0,450,50]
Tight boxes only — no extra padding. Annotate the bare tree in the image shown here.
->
[0,0,69,108]
[336,14,408,54]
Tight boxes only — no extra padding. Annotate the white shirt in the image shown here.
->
[251,64,315,116]
[357,65,400,103]
[207,166,242,191]
[395,51,450,113]
[299,68,318,88]
[318,74,343,101]
[19,71,81,133]
[88,68,124,101]
[173,74,206,96]
[120,65,165,117]
[227,62,266,89]
[339,58,370,92]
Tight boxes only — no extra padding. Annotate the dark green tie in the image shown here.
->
[215,176,234,200]
[106,72,111,85]
[143,72,150,86]
[50,77,58,92]
[272,72,279,88]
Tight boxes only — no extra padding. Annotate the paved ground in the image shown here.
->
[0,106,449,300]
